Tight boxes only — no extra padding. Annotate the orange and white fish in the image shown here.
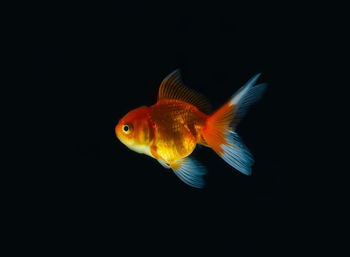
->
[115,70,267,188]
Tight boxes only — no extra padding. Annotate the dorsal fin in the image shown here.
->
[158,69,212,114]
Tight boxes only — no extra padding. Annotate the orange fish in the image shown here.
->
[115,70,267,188]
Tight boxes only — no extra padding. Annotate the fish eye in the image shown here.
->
[122,124,132,134]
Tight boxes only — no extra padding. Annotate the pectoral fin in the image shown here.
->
[158,159,171,169]
[170,157,207,188]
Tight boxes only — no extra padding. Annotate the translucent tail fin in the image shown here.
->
[201,74,267,175]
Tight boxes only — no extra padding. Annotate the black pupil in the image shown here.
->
[123,125,129,132]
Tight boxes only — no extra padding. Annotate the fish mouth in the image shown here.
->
[116,131,123,143]
[115,123,122,139]
[116,132,130,147]
[115,128,124,144]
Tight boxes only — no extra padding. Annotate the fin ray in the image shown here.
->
[158,69,211,114]
[158,159,171,169]
[170,157,207,188]
[230,79,268,128]
[221,131,254,175]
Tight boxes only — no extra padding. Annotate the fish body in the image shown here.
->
[149,99,207,162]
[116,70,267,188]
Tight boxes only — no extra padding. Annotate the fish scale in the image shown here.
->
[149,99,207,162]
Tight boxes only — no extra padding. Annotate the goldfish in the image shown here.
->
[115,70,267,188]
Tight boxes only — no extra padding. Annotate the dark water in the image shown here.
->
[21,1,336,255]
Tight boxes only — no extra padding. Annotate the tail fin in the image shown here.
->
[201,74,267,175]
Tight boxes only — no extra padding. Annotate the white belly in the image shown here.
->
[127,144,154,158]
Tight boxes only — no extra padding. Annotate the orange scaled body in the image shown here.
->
[149,99,208,163]
[116,70,267,188]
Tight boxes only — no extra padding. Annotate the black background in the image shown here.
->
[19,1,341,255]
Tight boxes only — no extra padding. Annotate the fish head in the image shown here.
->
[115,106,153,156]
